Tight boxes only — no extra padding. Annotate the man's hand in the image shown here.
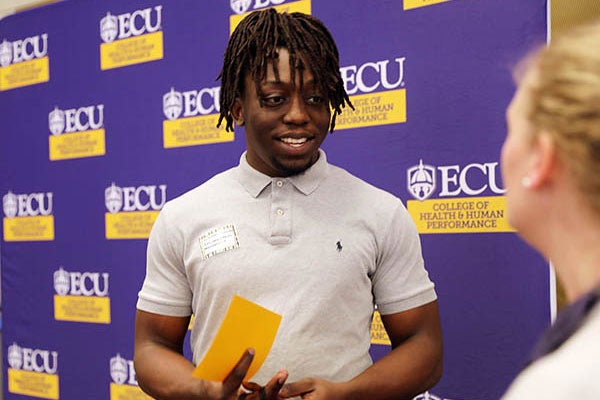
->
[135,311,288,400]
[204,349,288,400]
[238,370,288,400]
[279,377,346,400]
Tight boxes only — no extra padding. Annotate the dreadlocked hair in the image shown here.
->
[217,8,353,132]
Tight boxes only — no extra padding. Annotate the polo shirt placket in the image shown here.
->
[269,178,292,244]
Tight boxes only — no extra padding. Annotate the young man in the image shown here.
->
[134,8,442,400]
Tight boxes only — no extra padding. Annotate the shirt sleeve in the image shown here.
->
[136,202,193,316]
[372,201,437,315]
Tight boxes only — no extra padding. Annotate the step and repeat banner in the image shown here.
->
[0,1,548,399]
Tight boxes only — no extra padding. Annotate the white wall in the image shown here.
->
[0,0,58,20]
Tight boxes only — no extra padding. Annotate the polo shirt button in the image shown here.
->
[277,209,284,216]
[276,181,283,187]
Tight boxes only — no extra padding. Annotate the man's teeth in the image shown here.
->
[281,137,308,146]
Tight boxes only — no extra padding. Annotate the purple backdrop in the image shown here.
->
[0,1,548,399]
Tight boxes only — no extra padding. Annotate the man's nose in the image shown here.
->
[283,94,309,125]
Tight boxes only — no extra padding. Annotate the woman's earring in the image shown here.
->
[521,176,532,188]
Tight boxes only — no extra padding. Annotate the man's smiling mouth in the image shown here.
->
[280,137,309,147]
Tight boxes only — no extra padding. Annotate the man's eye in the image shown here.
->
[262,96,285,106]
[307,95,325,104]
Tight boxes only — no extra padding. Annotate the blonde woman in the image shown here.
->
[500,21,600,398]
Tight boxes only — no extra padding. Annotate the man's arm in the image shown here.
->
[280,300,443,400]
[134,310,288,400]
[134,310,201,399]
[361,300,443,398]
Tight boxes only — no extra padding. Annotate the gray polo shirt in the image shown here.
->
[137,150,436,383]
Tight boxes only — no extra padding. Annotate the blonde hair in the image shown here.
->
[527,20,600,214]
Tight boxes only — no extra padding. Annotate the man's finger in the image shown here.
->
[223,348,255,394]
[262,370,288,398]
[279,378,315,398]
[259,387,268,400]
[241,381,262,392]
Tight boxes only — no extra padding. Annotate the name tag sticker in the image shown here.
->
[199,224,239,260]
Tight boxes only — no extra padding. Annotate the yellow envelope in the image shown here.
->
[192,295,282,382]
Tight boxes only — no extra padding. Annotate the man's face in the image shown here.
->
[232,48,331,177]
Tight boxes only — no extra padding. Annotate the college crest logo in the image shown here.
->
[0,39,12,67]
[53,267,70,296]
[48,107,65,136]
[163,88,183,121]
[230,0,252,14]
[105,183,123,214]
[407,160,436,201]
[100,12,118,43]
[3,191,17,218]
[7,343,23,370]
[414,391,454,400]
[110,354,128,384]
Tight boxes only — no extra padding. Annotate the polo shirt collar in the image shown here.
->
[288,150,328,195]
[237,149,329,197]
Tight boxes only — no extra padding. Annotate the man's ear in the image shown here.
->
[232,98,244,126]
[528,132,556,189]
